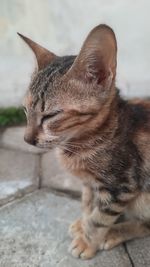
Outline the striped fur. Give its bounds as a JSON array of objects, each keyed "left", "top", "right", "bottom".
[{"left": 21, "top": 24, "right": 150, "bottom": 259}]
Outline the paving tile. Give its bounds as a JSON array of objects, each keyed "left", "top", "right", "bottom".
[
  {"left": 41, "top": 151, "right": 82, "bottom": 197},
  {"left": 0, "top": 190, "right": 131, "bottom": 267},
  {"left": 126, "top": 237, "right": 150, "bottom": 267},
  {"left": 0, "top": 127, "right": 46, "bottom": 154},
  {"left": 0, "top": 148, "right": 40, "bottom": 206}
]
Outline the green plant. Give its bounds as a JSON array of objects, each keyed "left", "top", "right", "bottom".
[{"left": 0, "top": 107, "right": 26, "bottom": 127}]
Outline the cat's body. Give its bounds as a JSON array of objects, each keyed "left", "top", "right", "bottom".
[{"left": 19, "top": 25, "right": 150, "bottom": 259}]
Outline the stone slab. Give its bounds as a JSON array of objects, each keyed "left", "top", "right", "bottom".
[
  {"left": 0, "top": 190, "right": 131, "bottom": 267},
  {"left": 0, "top": 148, "right": 40, "bottom": 206},
  {"left": 41, "top": 151, "right": 82, "bottom": 197},
  {"left": 0, "top": 127, "right": 47, "bottom": 154},
  {"left": 126, "top": 237, "right": 150, "bottom": 267}
]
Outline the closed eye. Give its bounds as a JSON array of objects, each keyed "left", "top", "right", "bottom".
[{"left": 41, "top": 110, "right": 63, "bottom": 124}]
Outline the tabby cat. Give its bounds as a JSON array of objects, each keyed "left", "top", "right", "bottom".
[{"left": 18, "top": 24, "right": 150, "bottom": 260}]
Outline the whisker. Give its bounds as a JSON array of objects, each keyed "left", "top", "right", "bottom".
[{"left": 57, "top": 144, "right": 81, "bottom": 156}]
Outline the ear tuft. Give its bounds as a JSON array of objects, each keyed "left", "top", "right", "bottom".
[{"left": 17, "top": 33, "right": 57, "bottom": 70}]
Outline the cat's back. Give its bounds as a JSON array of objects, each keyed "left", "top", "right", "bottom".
[
  {"left": 129, "top": 98, "right": 150, "bottom": 132},
  {"left": 129, "top": 99, "right": 150, "bottom": 190}
]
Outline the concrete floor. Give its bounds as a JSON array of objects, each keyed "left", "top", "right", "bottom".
[{"left": 0, "top": 190, "right": 133, "bottom": 267}]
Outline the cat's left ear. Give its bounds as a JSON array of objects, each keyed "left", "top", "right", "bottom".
[
  {"left": 17, "top": 33, "right": 57, "bottom": 70},
  {"left": 66, "top": 24, "right": 117, "bottom": 85}
]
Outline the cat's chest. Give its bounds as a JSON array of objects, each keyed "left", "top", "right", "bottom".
[{"left": 56, "top": 148, "right": 93, "bottom": 181}]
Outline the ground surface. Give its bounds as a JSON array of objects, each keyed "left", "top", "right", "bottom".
[{"left": 0, "top": 126, "right": 150, "bottom": 267}]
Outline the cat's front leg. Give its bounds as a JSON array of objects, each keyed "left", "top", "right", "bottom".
[
  {"left": 69, "top": 186, "right": 133, "bottom": 259},
  {"left": 69, "top": 208, "right": 110, "bottom": 259},
  {"left": 69, "top": 208, "right": 121, "bottom": 259},
  {"left": 69, "top": 184, "right": 93, "bottom": 238},
  {"left": 69, "top": 218, "right": 83, "bottom": 238}
]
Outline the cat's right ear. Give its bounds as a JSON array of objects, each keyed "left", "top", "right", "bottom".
[
  {"left": 17, "top": 33, "right": 56, "bottom": 70},
  {"left": 66, "top": 24, "right": 117, "bottom": 86}
]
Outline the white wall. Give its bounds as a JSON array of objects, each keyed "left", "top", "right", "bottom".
[{"left": 0, "top": 0, "right": 150, "bottom": 107}]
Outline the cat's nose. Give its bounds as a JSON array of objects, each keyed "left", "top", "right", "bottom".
[{"left": 24, "top": 130, "right": 37, "bottom": 146}]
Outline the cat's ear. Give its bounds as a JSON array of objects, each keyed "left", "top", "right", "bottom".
[
  {"left": 67, "top": 24, "right": 117, "bottom": 85},
  {"left": 17, "top": 33, "right": 56, "bottom": 70}
]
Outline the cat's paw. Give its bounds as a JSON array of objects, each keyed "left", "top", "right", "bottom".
[
  {"left": 69, "top": 236, "right": 96, "bottom": 260},
  {"left": 103, "top": 230, "right": 122, "bottom": 250},
  {"left": 68, "top": 219, "right": 83, "bottom": 238}
]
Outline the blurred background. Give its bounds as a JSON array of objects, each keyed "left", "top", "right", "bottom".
[{"left": 0, "top": 0, "right": 150, "bottom": 108}]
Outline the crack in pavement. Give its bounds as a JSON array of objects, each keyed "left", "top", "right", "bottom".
[{"left": 124, "top": 243, "right": 135, "bottom": 267}]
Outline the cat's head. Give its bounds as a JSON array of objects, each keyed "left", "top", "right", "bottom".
[{"left": 19, "top": 24, "right": 117, "bottom": 149}]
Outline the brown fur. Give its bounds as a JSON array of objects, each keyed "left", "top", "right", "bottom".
[{"left": 19, "top": 24, "right": 150, "bottom": 259}]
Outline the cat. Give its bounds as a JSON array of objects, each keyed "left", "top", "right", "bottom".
[{"left": 18, "top": 24, "right": 150, "bottom": 260}]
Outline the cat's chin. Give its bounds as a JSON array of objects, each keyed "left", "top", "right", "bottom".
[{"left": 36, "top": 143, "right": 54, "bottom": 150}]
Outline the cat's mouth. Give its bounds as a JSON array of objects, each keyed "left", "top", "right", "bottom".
[{"left": 36, "top": 142, "right": 55, "bottom": 149}]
